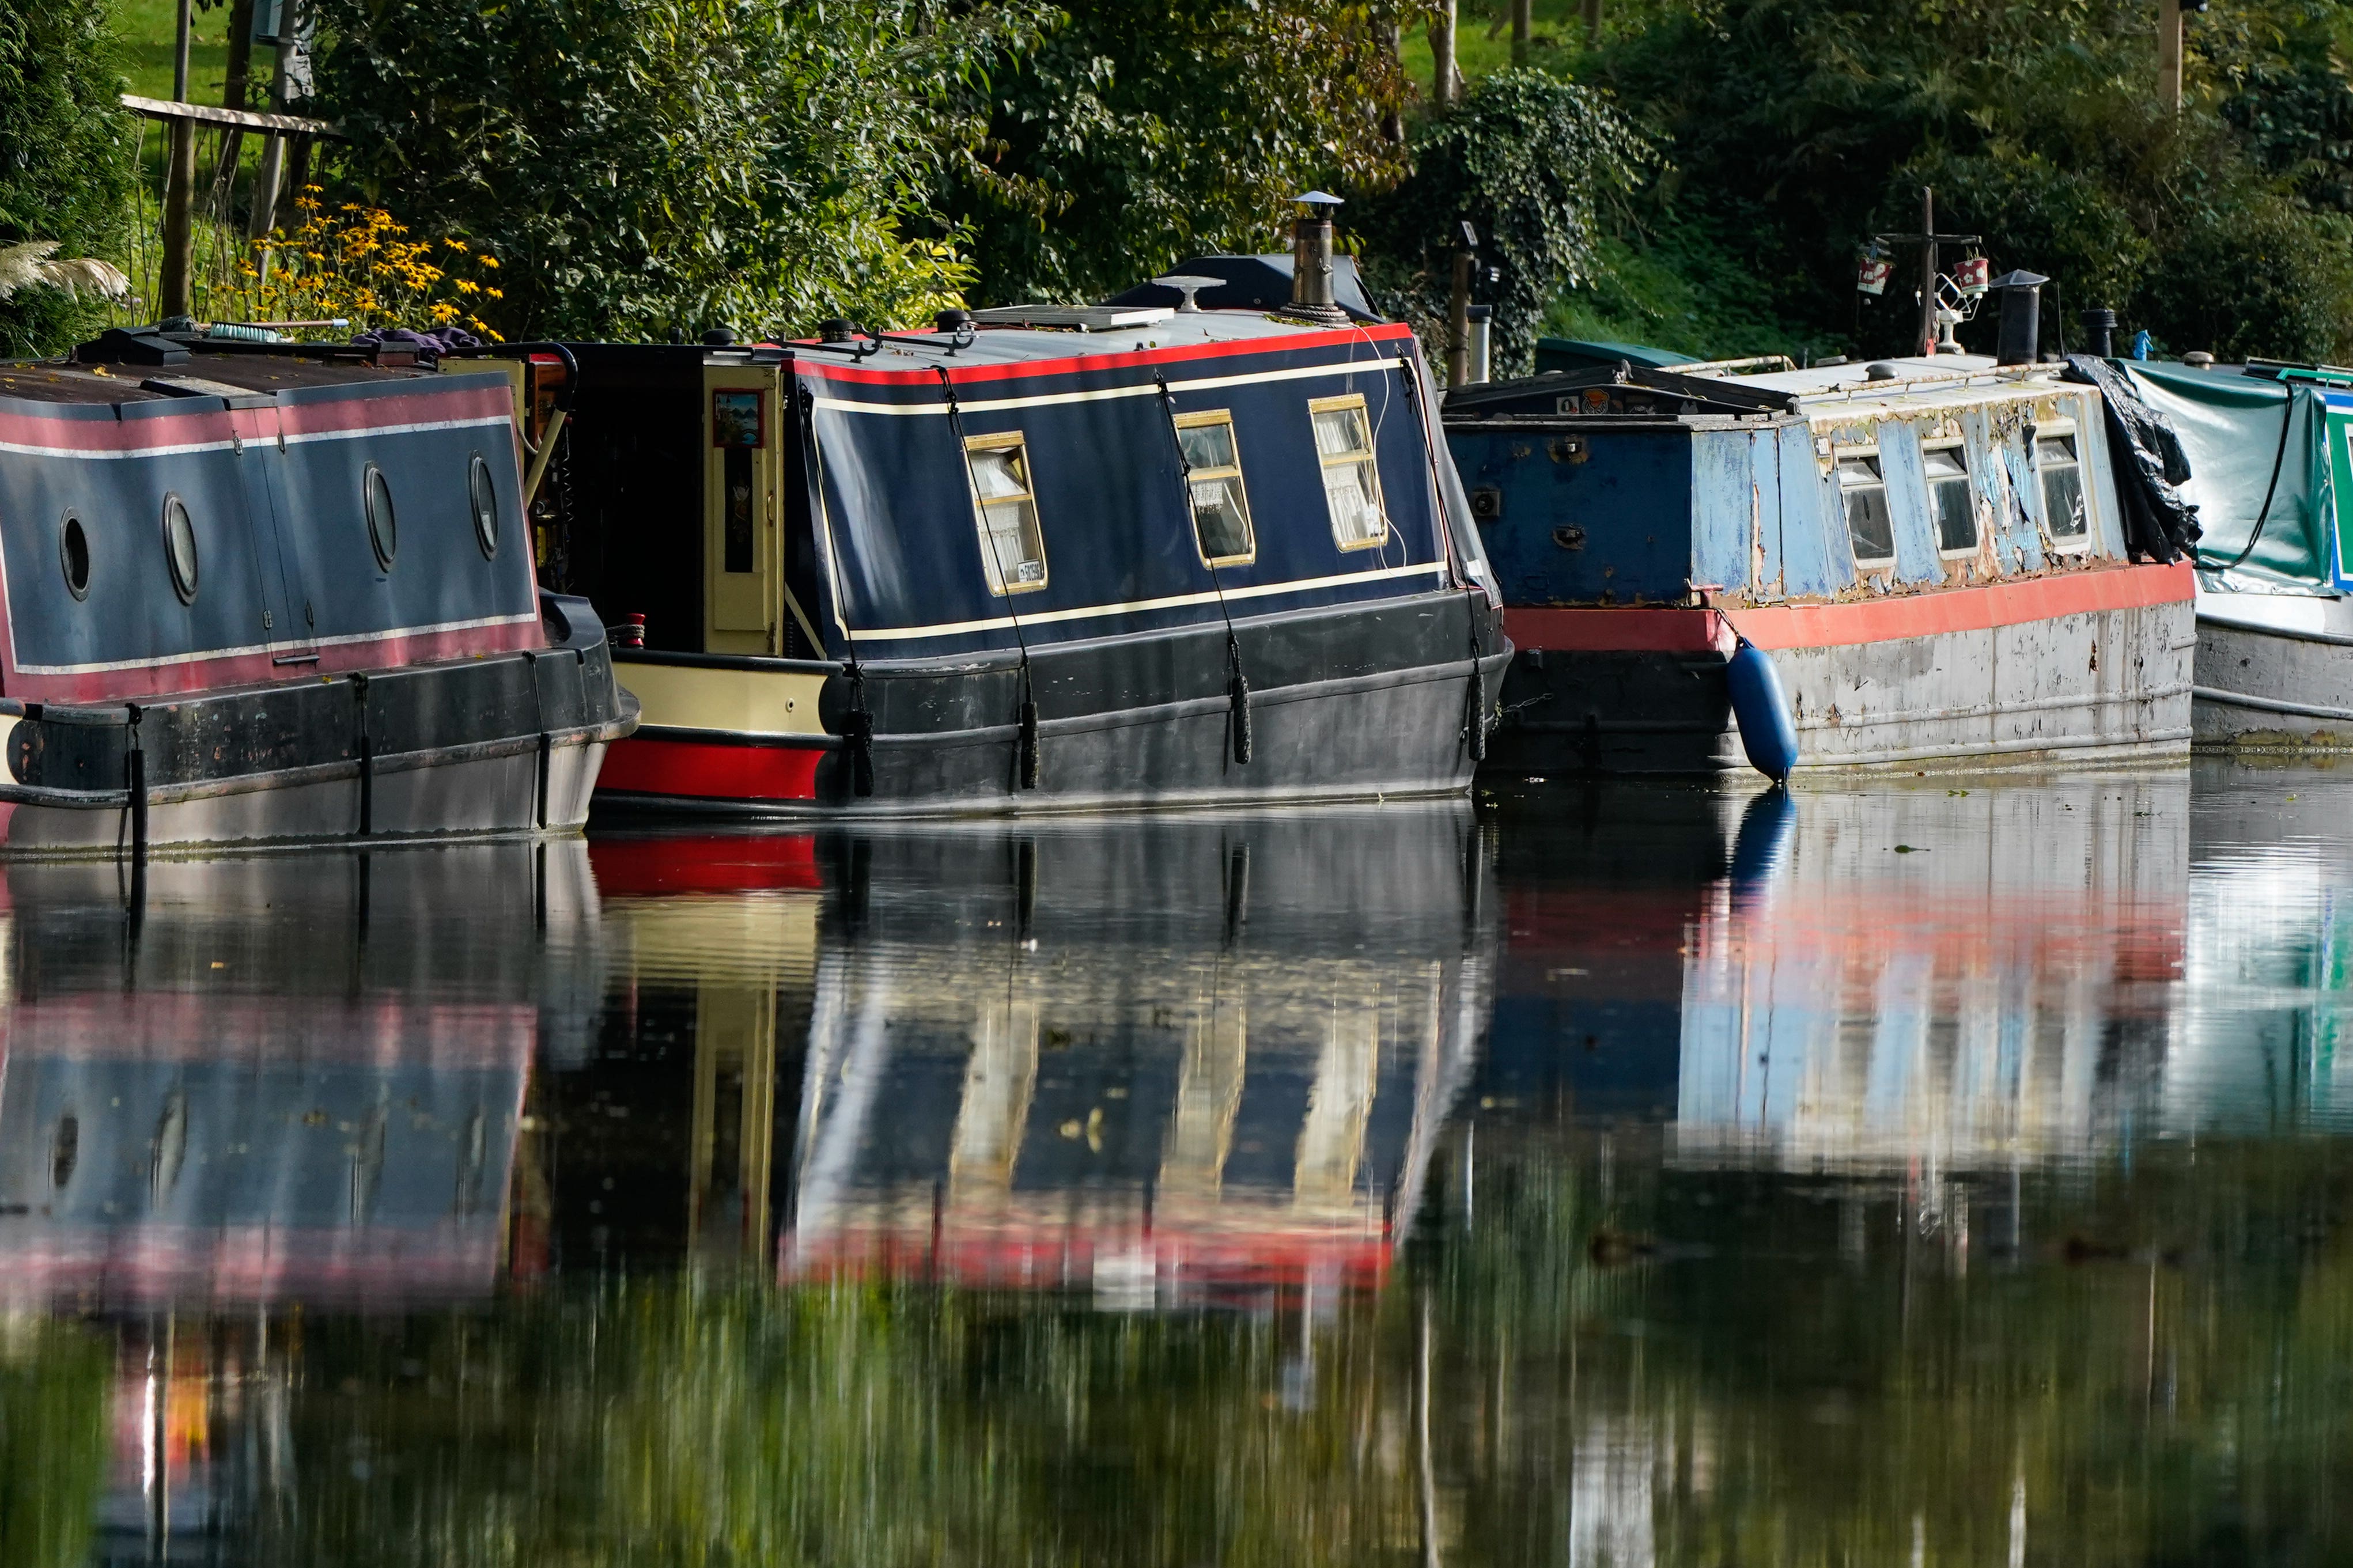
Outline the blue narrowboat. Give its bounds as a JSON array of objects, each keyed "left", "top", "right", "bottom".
[
  {"left": 540, "top": 230, "right": 1507, "bottom": 816},
  {"left": 0, "top": 327, "right": 634, "bottom": 851},
  {"left": 1443, "top": 352, "right": 2196, "bottom": 775}
]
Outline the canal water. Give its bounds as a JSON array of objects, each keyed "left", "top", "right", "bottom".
[{"left": 7, "top": 760, "right": 2352, "bottom": 1565}]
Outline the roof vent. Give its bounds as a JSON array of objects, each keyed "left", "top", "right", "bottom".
[
  {"left": 1287, "top": 192, "right": 1349, "bottom": 326},
  {"left": 1864, "top": 361, "right": 1901, "bottom": 381},
  {"left": 702, "top": 327, "right": 737, "bottom": 347},
  {"left": 818, "top": 319, "right": 857, "bottom": 343},
  {"left": 73, "top": 327, "right": 190, "bottom": 367},
  {"left": 935, "top": 308, "right": 974, "bottom": 334}
]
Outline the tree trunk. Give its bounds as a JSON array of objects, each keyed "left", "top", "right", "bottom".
[
  {"left": 1583, "top": 0, "right": 1602, "bottom": 48},
  {"left": 1512, "top": 0, "right": 1531, "bottom": 65},
  {"left": 1429, "top": 0, "right": 1456, "bottom": 108},
  {"left": 211, "top": 0, "right": 256, "bottom": 200}
]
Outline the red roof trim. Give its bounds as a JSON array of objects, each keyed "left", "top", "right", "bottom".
[{"left": 793, "top": 321, "right": 1418, "bottom": 388}]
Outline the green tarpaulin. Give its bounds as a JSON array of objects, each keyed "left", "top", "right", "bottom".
[{"left": 2123, "top": 361, "right": 2335, "bottom": 593}]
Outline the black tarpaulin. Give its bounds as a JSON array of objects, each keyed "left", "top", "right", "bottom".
[{"left": 2061, "top": 353, "right": 2202, "bottom": 563}]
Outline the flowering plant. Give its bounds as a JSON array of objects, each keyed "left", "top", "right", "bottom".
[{"left": 222, "top": 190, "right": 505, "bottom": 339}]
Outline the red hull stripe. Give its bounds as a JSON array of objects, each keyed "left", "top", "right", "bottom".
[
  {"left": 596, "top": 734, "right": 824, "bottom": 802},
  {"left": 794, "top": 322, "right": 1418, "bottom": 388},
  {"left": 588, "top": 834, "right": 822, "bottom": 895},
  {"left": 1505, "top": 561, "right": 2194, "bottom": 655},
  {"left": 2, "top": 616, "right": 543, "bottom": 705},
  {"left": 0, "top": 382, "right": 513, "bottom": 457}
]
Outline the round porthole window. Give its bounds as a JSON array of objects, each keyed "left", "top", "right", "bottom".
[
  {"left": 364, "top": 464, "right": 398, "bottom": 573},
  {"left": 469, "top": 454, "right": 499, "bottom": 559},
  {"left": 162, "top": 494, "right": 199, "bottom": 604},
  {"left": 58, "top": 513, "right": 90, "bottom": 601}
]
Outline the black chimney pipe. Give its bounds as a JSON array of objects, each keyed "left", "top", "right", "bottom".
[
  {"left": 1987, "top": 269, "right": 2048, "bottom": 366},
  {"left": 2080, "top": 308, "right": 2117, "bottom": 359},
  {"left": 1287, "top": 192, "right": 1349, "bottom": 325}
]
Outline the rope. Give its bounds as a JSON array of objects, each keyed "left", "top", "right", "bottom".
[
  {"left": 935, "top": 367, "right": 1042, "bottom": 789},
  {"left": 2223, "top": 388, "right": 2298, "bottom": 571}
]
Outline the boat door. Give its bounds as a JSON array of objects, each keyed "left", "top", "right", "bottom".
[
  {"left": 703, "top": 361, "right": 785, "bottom": 656},
  {"left": 225, "top": 397, "right": 320, "bottom": 666}
]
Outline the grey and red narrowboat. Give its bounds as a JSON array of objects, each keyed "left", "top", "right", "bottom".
[
  {"left": 1444, "top": 350, "right": 2197, "bottom": 775},
  {"left": 534, "top": 257, "right": 1507, "bottom": 816},
  {"left": 0, "top": 327, "right": 634, "bottom": 852}
]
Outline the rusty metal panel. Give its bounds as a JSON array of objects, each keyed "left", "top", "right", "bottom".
[
  {"left": 1749, "top": 428, "right": 1787, "bottom": 602},
  {"left": 1776, "top": 421, "right": 1844, "bottom": 597},
  {"left": 1989, "top": 410, "right": 2049, "bottom": 574},
  {"left": 1691, "top": 427, "right": 1755, "bottom": 595},
  {"left": 1872, "top": 421, "right": 1941, "bottom": 586}
]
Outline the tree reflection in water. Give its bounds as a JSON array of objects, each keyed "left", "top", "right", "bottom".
[{"left": 14, "top": 769, "right": 2353, "bottom": 1565}]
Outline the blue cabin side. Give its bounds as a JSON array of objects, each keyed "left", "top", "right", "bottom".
[{"left": 1446, "top": 367, "right": 2132, "bottom": 611}]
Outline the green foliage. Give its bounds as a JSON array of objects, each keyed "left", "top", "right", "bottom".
[
  {"left": 311, "top": 0, "right": 1055, "bottom": 340},
  {"left": 1353, "top": 69, "right": 1658, "bottom": 377},
  {"left": 0, "top": 0, "right": 135, "bottom": 356},
  {"left": 949, "top": 1, "right": 1418, "bottom": 305},
  {"left": 1583, "top": 0, "right": 2353, "bottom": 363},
  {"left": 0, "top": 1324, "right": 112, "bottom": 1568}
]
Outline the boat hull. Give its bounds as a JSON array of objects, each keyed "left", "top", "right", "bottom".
[
  {"left": 0, "top": 594, "right": 637, "bottom": 854},
  {"left": 2192, "top": 592, "right": 2353, "bottom": 749},
  {"left": 1490, "top": 565, "right": 2195, "bottom": 775},
  {"left": 599, "top": 594, "right": 1511, "bottom": 817}
]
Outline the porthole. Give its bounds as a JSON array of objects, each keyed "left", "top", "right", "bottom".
[
  {"left": 468, "top": 453, "right": 499, "bottom": 559},
  {"left": 364, "top": 464, "right": 398, "bottom": 573},
  {"left": 58, "top": 513, "right": 90, "bottom": 601},
  {"left": 162, "top": 494, "right": 199, "bottom": 604}
]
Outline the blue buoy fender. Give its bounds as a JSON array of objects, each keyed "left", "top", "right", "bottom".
[{"left": 1725, "top": 638, "right": 1800, "bottom": 783}]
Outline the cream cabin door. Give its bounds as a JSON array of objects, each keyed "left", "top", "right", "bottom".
[{"left": 703, "top": 363, "right": 784, "bottom": 654}]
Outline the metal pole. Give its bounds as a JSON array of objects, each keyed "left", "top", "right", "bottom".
[
  {"left": 1918, "top": 187, "right": 1938, "bottom": 358},
  {"left": 2159, "top": 0, "right": 2183, "bottom": 112},
  {"left": 158, "top": 0, "right": 196, "bottom": 317}
]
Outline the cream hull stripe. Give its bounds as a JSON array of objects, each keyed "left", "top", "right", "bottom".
[
  {"left": 9, "top": 611, "right": 539, "bottom": 676},
  {"left": 0, "top": 413, "right": 512, "bottom": 461},
  {"left": 843, "top": 562, "right": 1449, "bottom": 643},
  {"left": 811, "top": 358, "right": 1408, "bottom": 418}
]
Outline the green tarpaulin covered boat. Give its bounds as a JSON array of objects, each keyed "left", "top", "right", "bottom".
[{"left": 2125, "top": 359, "right": 2353, "bottom": 745}]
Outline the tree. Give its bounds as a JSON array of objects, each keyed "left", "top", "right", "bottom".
[
  {"left": 1353, "top": 69, "right": 1657, "bottom": 377},
  {"left": 0, "top": 0, "right": 134, "bottom": 357},
  {"left": 947, "top": 1, "right": 1423, "bottom": 306},
  {"left": 311, "top": 0, "right": 1057, "bottom": 340}
]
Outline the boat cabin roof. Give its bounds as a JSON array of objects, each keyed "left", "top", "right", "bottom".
[
  {"left": 766, "top": 306, "right": 1388, "bottom": 380},
  {"left": 0, "top": 334, "right": 448, "bottom": 407}
]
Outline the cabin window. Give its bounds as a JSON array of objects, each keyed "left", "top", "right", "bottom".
[
  {"left": 2037, "top": 431, "right": 2089, "bottom": 543},
  {"left": 1923, "top": 444, "right": 1978, "bottom": 555},
  {"left": 1175, "top": 410, "right": 1257, "bottom": 566},
  {"left": 469, "top": 454, "right": 500, "bottom": 560},
  {"left": 1838, "top": 451, "right": 1896, "bottom": 565},
  {"left": 162, "top": 495, "right": 199, "bottom": 604},
  {"left": 1310, "top": 395, "right": 1389, "bottom": 550},
  {"left": 363, "top": 464, "right": 398, "bottom": 573},
  {"left": 58, "top": 512, "right": 89, "bottom": 601},
  {"left": 963, "top": 433, "right": 1049, "bottom": 594}
]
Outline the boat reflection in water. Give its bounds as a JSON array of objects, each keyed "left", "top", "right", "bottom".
[{"left": 774, "top": 809, "right": 1492, "bottom": 1303}]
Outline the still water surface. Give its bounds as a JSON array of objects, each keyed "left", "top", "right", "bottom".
[{"left": 6, "top": 762, "right": 2352, "bottom": 1565}]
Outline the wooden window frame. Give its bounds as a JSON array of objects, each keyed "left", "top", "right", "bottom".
[
  {"left": 1834, "top": 443, "right": 1897, "bottom": 568},
  {"left": 2034, "top": 422, "right": 2092, "bottom": 552},
  {"left": 1308, "top": 393, "right": 1390, "bottom": 552},
  {"left": 962, "top": 431, "right": 1050, "bottom": 596},
  {"left": 1174, "top": 408, "right": 1258, "bottom": 568},
  {"left": 1922, "top": 440, "right": 1980, "bottom": 559}
]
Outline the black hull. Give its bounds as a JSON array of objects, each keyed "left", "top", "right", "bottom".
[{"left": 600, "top": 592, "right": 1511, "bottom": 819}]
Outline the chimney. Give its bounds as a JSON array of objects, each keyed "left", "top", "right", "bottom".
[
  {"left": 2080, "top": 308, "right": 2117, "bottom": 359},
  {"left": 1987, "top": 269, "right": 2048, "bottom": 366},
  {"left": 1288, "top": 192, "right": 1349, "bottom": 325}
]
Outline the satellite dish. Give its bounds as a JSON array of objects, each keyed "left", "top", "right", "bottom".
[{"left": 1151, "top": 275, "right": 1224, "bottom": 314}]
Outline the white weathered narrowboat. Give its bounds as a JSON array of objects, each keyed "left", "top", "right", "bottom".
[
  {"left": 532, "top": 225, "right": 1507, "bottom": 816},
  {"left": 2115, "top": 358, "right": 2353, "bottom": 747},
  {"left": 0, "top": 327, "right": 634, "bottom": 851},
  {"left": 1444, "top": 351, "right": 2197, "bottom": 775}
]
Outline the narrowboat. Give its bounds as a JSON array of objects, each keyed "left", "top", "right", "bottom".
[
  {"left": 1444, "top": 351, "right": 2199, "bottom": 774},
  {"left": 0, "top": 325, "right": 635, "bottom": 852},
  {"left": 2113, "top": 358, "right": 2353, "bottom": 747},
  {"left": 532, "top": 226, "right": 1507, "bottom": 816}
]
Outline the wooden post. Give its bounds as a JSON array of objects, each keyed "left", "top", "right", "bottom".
[
  {"left": 1512, "top": 0, "right": 1531, "bottom": 65},
  {"left": 2158, "top": 0, "right": 2183, "bottom": 112},
  {"left": 1430, "top": 0, "right": 1457, "bottom": 108},
  {"left": 1917, "top": 187, "right": 1938, "bottom": 358},
  {"left": 1447, "top": 248, "right": 1471, "bottom": 387},
  {"left": 158, "top": 0, "right": 196, "bottom": 319},
  {"left": 249, "top": 0, "right": 297, "bottom": 244}
]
